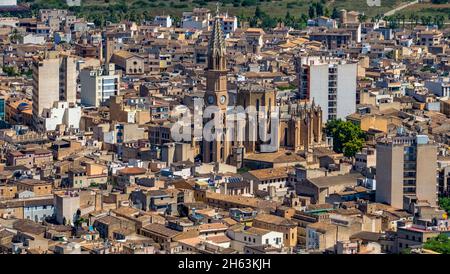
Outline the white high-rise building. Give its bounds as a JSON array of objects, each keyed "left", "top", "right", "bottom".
[
  {"left": 298, "top": 56, "right": 357, "bottom": 122},
  {"left": 80, "top": 64, "right": 120, "bottom": 107}
]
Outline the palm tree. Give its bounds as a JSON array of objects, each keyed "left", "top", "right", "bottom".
[
  {"left": 434, "top": 15, "right": 445, "bottom": 29},
  {"left": 399, "top": 14, "right": 406, "bottom": 28},
  {"left": 409, "top": 14, "right": 419, "bottom": 28},
  {"left": 358, "top": 14, "right": 368, "bottom": 23},
  {"left": 421, "top": 16, "right": 427, "bottom": 26},
  {"left": 394, "top": 14, "right": 402, "bottom": 28}
]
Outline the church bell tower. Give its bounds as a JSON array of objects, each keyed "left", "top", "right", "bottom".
[{"left": 202, "top": 8, "right": 231, "bottom": 164}]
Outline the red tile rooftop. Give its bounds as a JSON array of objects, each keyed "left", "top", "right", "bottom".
[{"left": 117, "top": 167, "right": 147, "bottom": 175}]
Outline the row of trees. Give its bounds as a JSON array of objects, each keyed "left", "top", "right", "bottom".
[
  {"left": 383, "top": 13, "right": 447, "bottom": 29},
  {"left": 245, "top": 3, "right": 448, "bottom": 31},
  {"left": 247, "top": 2, "right": 332, "bottom": 30},
  {"left": 21, "top": 1, "right": 449, "bottom": 29}
]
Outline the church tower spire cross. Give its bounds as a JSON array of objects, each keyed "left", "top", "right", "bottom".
[
  {"left": 203, "top": 11, "right": 230, "bottom": 164},
  {"left": 215, "top": 2, "right": 220, "bottom": 16},
  {"left": 207, "top": 8, "right": 226, "bottom": 71}
]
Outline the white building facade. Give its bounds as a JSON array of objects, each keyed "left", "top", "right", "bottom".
[
  {"left": 298, "top": 56, "right": 357, "bottom": 122},
  {"left": 80, "top": 64, "right": 120, "bottom": 107},
  {"left": 41, "top": 101, "right": 81, "bottom": 132}
]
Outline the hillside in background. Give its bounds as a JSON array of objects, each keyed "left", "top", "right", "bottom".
[
  {"left": 12, "top": 0, "right": 448, "bottom": 26},
  {"left": 18, "top": 0, "right": 413, "bottom": 18}
]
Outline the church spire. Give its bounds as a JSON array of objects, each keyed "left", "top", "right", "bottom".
[
  {"left": 215, "top": 1, "right": 220, "bottom": 16},
  {"left": 207, "top": 5, "right": 226, "bottom": 71}
]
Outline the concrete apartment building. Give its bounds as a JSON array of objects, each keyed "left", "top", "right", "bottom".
[
  {"left": 376, "top": 134, "right": 438, "bottom": 210},
  {"left": 32, "top": 54, "right": 59, "bottom": 126},
  {"left": 31, "top": 52, "right": 77, "bottom": 131},
  {"left": 59, "top": 55, "right": 77, "bottom": 104},
  {"left": 80, "top": 63, "right": 120, "bottom": 107},
  {"left": 297, "top": 55, "right": 357, "bottom": 122}
]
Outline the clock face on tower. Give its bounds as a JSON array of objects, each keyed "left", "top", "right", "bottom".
[
  {"left": 220, "top": 95, "right": 226, "bottom": 105},
  {"left": 207, "top": 95, "right": 215, "bottom": 104}
]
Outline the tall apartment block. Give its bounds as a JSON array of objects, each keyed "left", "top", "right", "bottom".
[
  {"left": 32, "top": 52, "right": 77, "bottom": 130},
  {"left": 297, "top": 55, "right": 357, "bottom": 122},
  {"left": 59, "top": 55, "right": 77, "bottom": 104},
  {"left": 80, "top": 63, "right": 120, "bottom": 107},
  {"left": 376, "top": 134, "right": 437, "bottom": 210}
]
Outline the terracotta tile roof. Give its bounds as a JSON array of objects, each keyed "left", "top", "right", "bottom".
[
  {"left": 113, "top": 50, "right": 135, "bottom": 59},
  {"left": 142, "top": 223, "right": 180, "bottom": 238},
  {"left": 198, "top": 223, "right": 228, "bottom": 232},
  {"left": 247, "top": 167, "right": 293, "bottom": 181},
  {"left": 117, "top": 167, "right": 147, "bottom": 175}
]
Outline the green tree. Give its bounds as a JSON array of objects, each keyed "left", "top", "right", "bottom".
[
  {"left": 343, "top": 139, "right": 364, "bottom": 158},
  {"left": 1, "top": 66, "right": 18, "bottom": 77},
  {"left": 331, "top": 7, "right": 339, "bottom": 19},
  {"left": 261, "top": 15, "right": 277, "bottom": 29},
  {"left": 439, "top": 197, "right": 450, "bottom": 213},
  {"left": 401, "top": 248, "right": 412, "bottom": 254},
  {"left": 423, "top": 234, "right": 450, "bottom": 254},
  {"left": 399, "top": 14, "right": 406, "bottom": 28},
  {"left": 238, "top": 167, "right": 250, "bottom": 174},
  {"left": 242, "top": 0, "right": 257, "bottom": 7},
  {"left": 9, "top": 28, "right": 22, "bottom": 44},
  {"left": 324, "top": 7, "right": 330, "bottom": 18},
  {"left": 249, "top": 16, "right": 258, "bottom": 27},
  {"left": 285, "top": 11, "right": 291, "bottom": 21},
  {"left": 409, "top": 14, "right": 419, "bottom": 27},
  {"left": 433, "top": 15, "right": 445, "bottom": 29},
  {"left": 358, "top": 14, "right": 368, "bottom": 23},
  {"left": 326, "top": 119, "right": 365, "bottom": 157},
  {"left": 421, "top": 15, "right": 432, "bottom": 26},
  {"left": 255, "top": 5, "right": 262, "bottom": 19},
  {"left": 308, "top": 5, "right": 316, "bottom": 19},
  {"left": 315, "top": 2, "right": 324, "bottom": 17}
]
